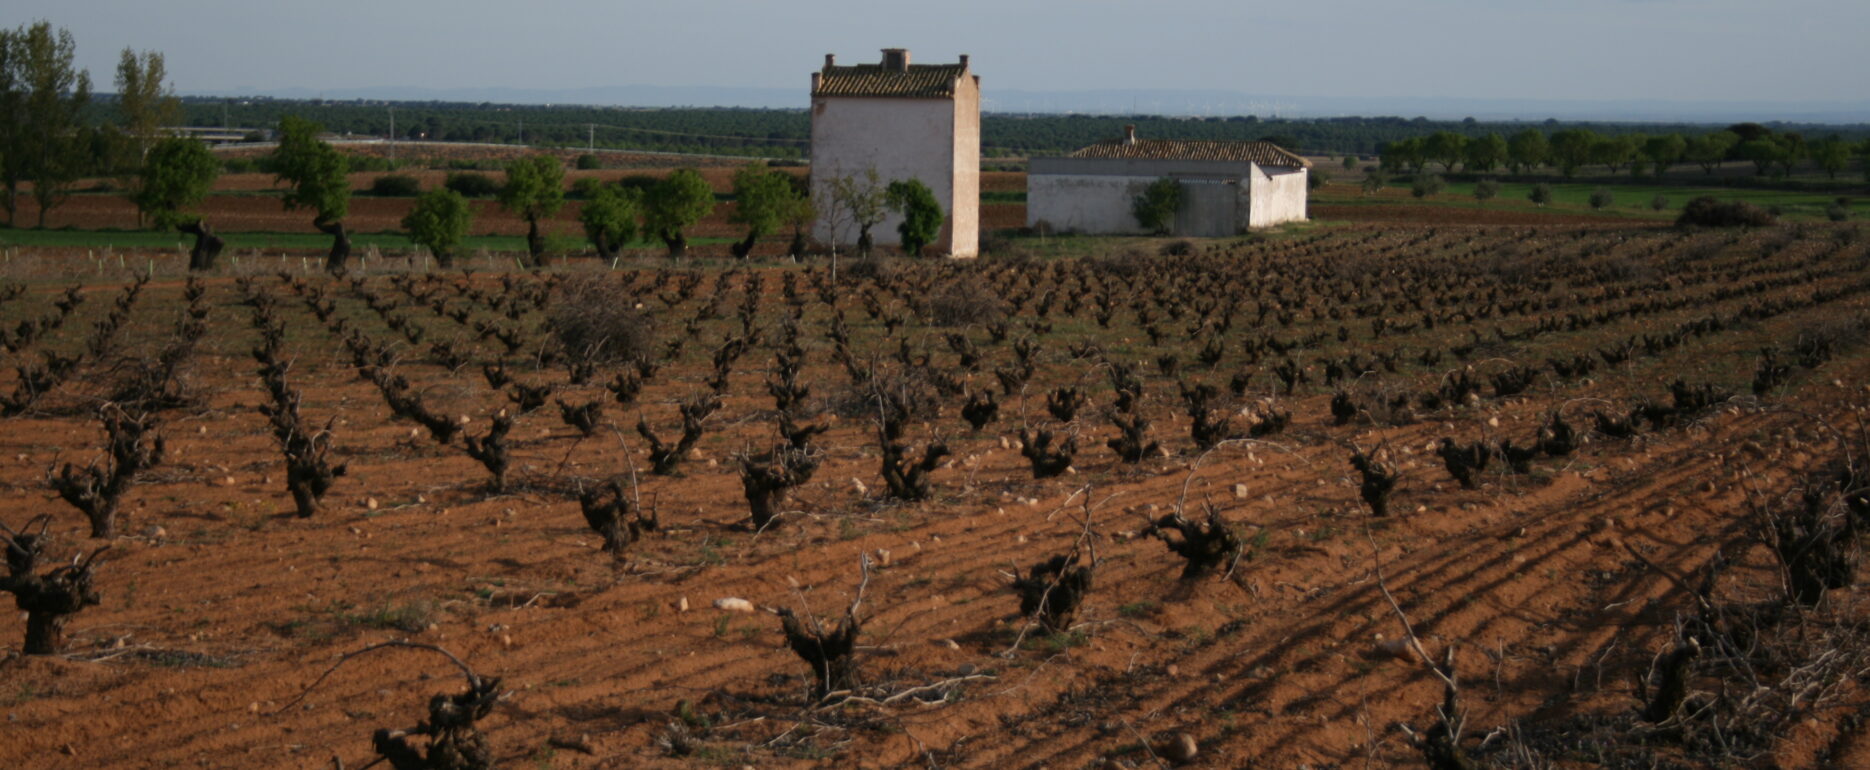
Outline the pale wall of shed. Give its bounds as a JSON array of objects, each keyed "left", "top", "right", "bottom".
[
  {"left": 1025, "top": 173, "right": 1155, "bottom": 234},
  {"left": 1246, "top": 166, "right": 1308, "bottom": 227}
]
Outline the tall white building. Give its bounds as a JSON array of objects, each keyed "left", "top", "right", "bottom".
[{"left": 810, "top": 49, "right": 979, "bottom": 258}]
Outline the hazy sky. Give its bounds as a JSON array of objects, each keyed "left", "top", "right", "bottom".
[{"left": 5, "top": 0, "right": 1867, "bottom": 106}]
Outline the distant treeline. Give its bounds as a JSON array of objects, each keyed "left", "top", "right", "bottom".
[{"left": 134, "top": 97, "right": 1870, "bottom": 160}]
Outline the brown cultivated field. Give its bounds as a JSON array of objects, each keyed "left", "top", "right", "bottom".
[{"left": 2, "top": 224, "right": 1870, "bottom": 769}]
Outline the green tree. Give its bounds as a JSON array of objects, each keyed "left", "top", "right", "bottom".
[
  {"left": 643, "top": 167, "right": 714, "bottom": 258},
  {"left": 728, "top": 164, "right": 800, "bottom": 259},
  {"left": 885, "top": 178, "right": 943, "bottom": 257},
  {"left": 1641, "top": 134, "right": 1687, "bottom": 180},
  {"left": 577, "top": 183, "right": 640, "bottom": 260},
  {"left": 782, "top": 174, "right": 813, "bottom": 259},
  {"left": 1590, "top": 134, "right": 1641, "bottom": 175},
  {"left": 1423, "top": 131, "right": 1468, "bottom": 172},
  {"left": 1380, "top": 136, "right": 1425, "bottom": 173},
  {"left": 1463, "top": 133, "right": 1508, "bottom": 173},
  {"left": 134, "top": 136, "right": 217, "bottom": 230},
  {"left": 1738, "top": 137, "right": 1788, "bottom": 176},
  {"left": 1528, "top": 183, "right": 1552, "bottom": 207},
  {"left": 1548, "top": 128, "right": 1599, "bottom": 178},
  {"left": 136, "top": 136, "right": 221, "bottom": 270},
  {"left": 2, "top": 23, "right": 94, "bottom": 228},
  {"left": 1811, "top": 137, "right": 1852, "bottom": 180},
  {"left": 401, "top": 187, "right": 473, "bottom": 268},
  {"left": 114, "top": 48, "right": 177, "bottom": 164},
  {"left": 1340, "top": 155, "right": 1359, "bottom": 170},
  {"left": 1685, "top": 131, "right": 1739, "bottom": 174},
  {"left": 269, "top": 115, "right": 352, "bottom": 272},
  {"left": 1507, "top": 129, "right": 1549, "bottom": 174},
  {"left": 498, "top": 154, "right": 566, "bottom": 265},
  {"left": 1132, "top": 176, "right": 1181, "bottom": 235}
]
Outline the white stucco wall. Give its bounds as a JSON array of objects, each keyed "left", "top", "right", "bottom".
[
  {"left": 1028, "top": 157, "right": 1309, "bottom": 236},
  {"left": 1246, "top": 165, "right": 1308, "bottom": 227},
  {"left": 1025, "top": 173, "right": 1155, "bottom": 234},
  {"left": 812, "top": 95, "right": 977, "bottom": 256}
]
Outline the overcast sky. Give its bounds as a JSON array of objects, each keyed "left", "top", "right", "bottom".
[{"left": 6, "top": 0, "right": 1867, "bottom": 109}]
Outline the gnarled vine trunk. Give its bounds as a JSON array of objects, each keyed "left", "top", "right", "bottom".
[
  {"left": 178, "top": 220, "right": 225, "bottom": 271},
  {"left": 315, "top": 217, "right": 351, "bottom": 274}
]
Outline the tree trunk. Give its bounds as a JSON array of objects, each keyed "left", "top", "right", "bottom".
[
  {"left": 525, "top": 218, "right": 548, "bottom": 267},
  {"left": 315, "top": 218, "right": 351, "bottom": 274},
  {"left": 178, "top": 220, "right": 225, "bottom": 271},
  {"left": 788, "top": 228, "right": 807, "bottom": 260},
  {"left": 662, "top": 230, "right": 687, "bottom": 259},
  {"left": 23, "top": 610, "right": 64, "bottom": 655},
  {"left": 730, "top": 231, "right": 758, "bottom": 260},
  {"left": 857, "top": 227, "right": 873, "bottom": 259},
  {"left": 592, "top": 231, "right": 619, "bottom": 261}
]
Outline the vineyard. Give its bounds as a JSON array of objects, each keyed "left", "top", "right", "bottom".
[{"left": 2, "top": 223, "right": 1870, "bottom": 768}]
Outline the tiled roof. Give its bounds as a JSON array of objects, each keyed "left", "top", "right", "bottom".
[
  {"left": 1067, "top": 139, "right": 1312, "bottom": 168},
  {"left": 813, "top": 64, "right": 968, "bottom": 98}
]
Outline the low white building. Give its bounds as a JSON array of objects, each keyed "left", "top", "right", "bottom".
[
  {"left": 1027, "top": 127, "right": 1310, "bottom": 236},
  {"left": 810, "top": 49, "right": 980, "bottom": 257}
]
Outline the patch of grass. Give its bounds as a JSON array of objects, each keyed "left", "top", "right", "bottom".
[
  {"left": 1117, "top": 600, "right": 1158, "bottom": 618},
  {"left": 1024, "top": 629, "right": 1089, "bottom": 653}
]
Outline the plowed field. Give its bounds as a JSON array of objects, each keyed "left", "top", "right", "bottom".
[{"left": 2, "top": 224, "right": 1869, "bottom": 769}]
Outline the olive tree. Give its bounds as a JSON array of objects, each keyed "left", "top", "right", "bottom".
[
  {"left": 885, "top": 178, "right": 943, "bottom": 257},
  {"left": 729, "top": 164, "right": 801, "bottom": 259},
  {"left": 498, "top": 154, "right": 565, "bottom": 266},
  {"left": 1132, "top": 176, "right": 1180, "bottom": 235},
  {"left": 643, "top": 168, "right": 714, "bottom": 258},
  {"left": 577, "top": 182, "right": 640, "bottom": 260},
  {"left": 402, "top": 188, "right": 473, "bottom": 268},
  {"left": 270, "top": 115, "right": 352, "bottom": 273},
  {"left": 135, "top": 137, "right": 221, "bottom": 269}
]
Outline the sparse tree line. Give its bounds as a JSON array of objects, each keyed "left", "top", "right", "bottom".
[{"left": 1376, "top": 122, "right": 1870, "bottom": 182}]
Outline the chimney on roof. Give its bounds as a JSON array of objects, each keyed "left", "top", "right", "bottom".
[
  {"left": 958, "top": 54, "right": 969, "bottom": 69},
  {"left": 1123, "top": 125, "right": 1137, "bottom": 145},
  {"left": 824, "top": 53, "right": 836, "bottom": 69},
  {"left": 881, "top": 48, "right": 909, "bottom": 72}
]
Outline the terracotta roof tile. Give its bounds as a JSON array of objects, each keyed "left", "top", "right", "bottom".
[
  {"left": 813, "top": 64, "right": 967, "bottom": 99},
  {"left": 1067, "top": 139, "right": 1312, "bottom": 168}
]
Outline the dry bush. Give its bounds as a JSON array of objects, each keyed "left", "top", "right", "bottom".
[
  {"left": 1676, "top": 196, "right": 1777, "bottom": 228},
  {"left": 541, "top": 275, "right": 659, "bottom": 364},
  {"left": 926, "top": 281, "right": 1007, "bottom": 327}
]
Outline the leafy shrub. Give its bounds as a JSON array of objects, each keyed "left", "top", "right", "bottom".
[
  {"left": 222, "top": 157, "right": 259, "bottom": 174},
  {"left": 444, "top": 171, "right": 501, "bottom": 198},
  {"left": 1589, "top": 187, "right": 1614, "bottom": 210},
  {"left": 1677, "top": 196, "right": 1777, "bottom": 227},
  {"left": 1410, "top": 174, "right": 1444, "bottom": 198},
  {"left": 367, "top": 174, "right": 421, "bottom": 197},
  {"left": 1651, "top": 195, "right": 1670, "bottom": 211},
  {"left": 1528, "top": 183, "right": 1552, "bottom": 207},
  {"left": 1826, "top": 200, "right": 1851, "bottom": 222},
  {"left": 575, "top": 153, "right": 602, "bottom": 170},
  {"left": 542, "top": 275, "right": 659, "bottom": 363},
  {"left": 1473, "top": 179, "right": 1500, "bottom": 202},
  {"left": 1159, "top": 239, "right": 1195, "bottom": 256},
  {"left": 927, "top": 280, "right": 1007, "bottom": 326}
]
